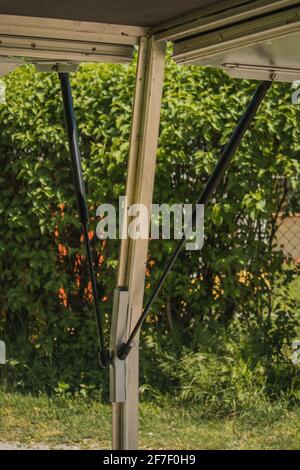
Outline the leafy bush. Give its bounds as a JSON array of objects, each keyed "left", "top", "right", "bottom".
[
  {"left": 141, "top": 318, "right": 299, "bottom": 415},
  {"left": 0, "top": 56, "right": 299, "bottom": 408}
]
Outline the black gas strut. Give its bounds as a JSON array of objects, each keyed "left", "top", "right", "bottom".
[
  {"left": 117, "top": 80, "right": 272, "bottom": 361},
  {"left": 59, "top": 73, "right": 110, "bottom": 368}
]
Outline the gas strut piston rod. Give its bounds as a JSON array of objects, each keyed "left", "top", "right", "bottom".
[
  {"left": 59, "top": 73, "right": 110, "bottom": 368},
  {"left": 117, "top": 80, "right": 272, "bottom": 361}
]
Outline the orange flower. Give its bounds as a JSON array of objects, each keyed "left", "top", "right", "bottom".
[
  {"left": 58, "top": 288, "right": 68, "bottom": 307},
  {"left": 58, "top": 244, "right": 67, "bottom": 256}
]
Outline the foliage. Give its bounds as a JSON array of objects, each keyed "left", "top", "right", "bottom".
[{"left": 0, "top": 55, "right": 300, "bottom": 405}]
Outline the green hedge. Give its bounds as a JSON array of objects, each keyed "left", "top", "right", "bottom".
[{"left": 0, "top": 56, "right": 299, "bottom": 402}]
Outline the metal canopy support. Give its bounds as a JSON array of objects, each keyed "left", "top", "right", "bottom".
[
  {"left": 117, "top": 80, "right": 272, "bottom": 361},
  {"left": 110, "top": 36, "right": 166, "bottom": 450},
  {"left": 59, "top": 73, "right": 110, "bottom": 367}
]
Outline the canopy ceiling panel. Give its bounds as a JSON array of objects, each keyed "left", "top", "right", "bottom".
[{"left": 0, "top": 1, "right": 240, "bottom": 27}]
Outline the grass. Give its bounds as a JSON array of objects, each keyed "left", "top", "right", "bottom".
[{"left": 0, "top": 390, "right": 299, "bottom": 449}]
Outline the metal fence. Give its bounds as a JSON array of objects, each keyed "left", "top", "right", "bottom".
[{"left": 276, "top": 214, "right": 300, "bottom": 263}]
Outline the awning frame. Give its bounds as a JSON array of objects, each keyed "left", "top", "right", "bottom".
[
  {"left": 1, "top": 0, "right": 300, "bottom": 452},
  {"left": 153, "top": 0, "right": 299, "bottom": 41},
  {"left": 0, "top": 14, "right": 145, "bottom": 71}
]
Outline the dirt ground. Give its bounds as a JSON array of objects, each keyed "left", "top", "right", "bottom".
[{"left": 0, "top": 442, "right": 92, "bottom": 450}]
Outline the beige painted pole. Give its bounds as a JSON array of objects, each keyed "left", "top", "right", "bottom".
[{"left": 110, "top": 35, "right": 166, "bottom": 450}]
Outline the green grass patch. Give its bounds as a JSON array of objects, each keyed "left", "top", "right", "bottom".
[{"left": 0, "top": 391, "right": 299, "bottom": 449}]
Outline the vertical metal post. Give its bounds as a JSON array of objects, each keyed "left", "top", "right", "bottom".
[{"left": 110, "top": 36, "right": 166, "bottom": 450}]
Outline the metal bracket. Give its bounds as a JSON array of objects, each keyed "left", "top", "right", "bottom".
[
  {"left": 110, "top": 288, "right": 129, "bottom": 403},
  {"left": 35, "top": 63, "right": 78, "bottom": 73},
  {"left": 222, "top": 63, "right": 300, "bottom": 82}
]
